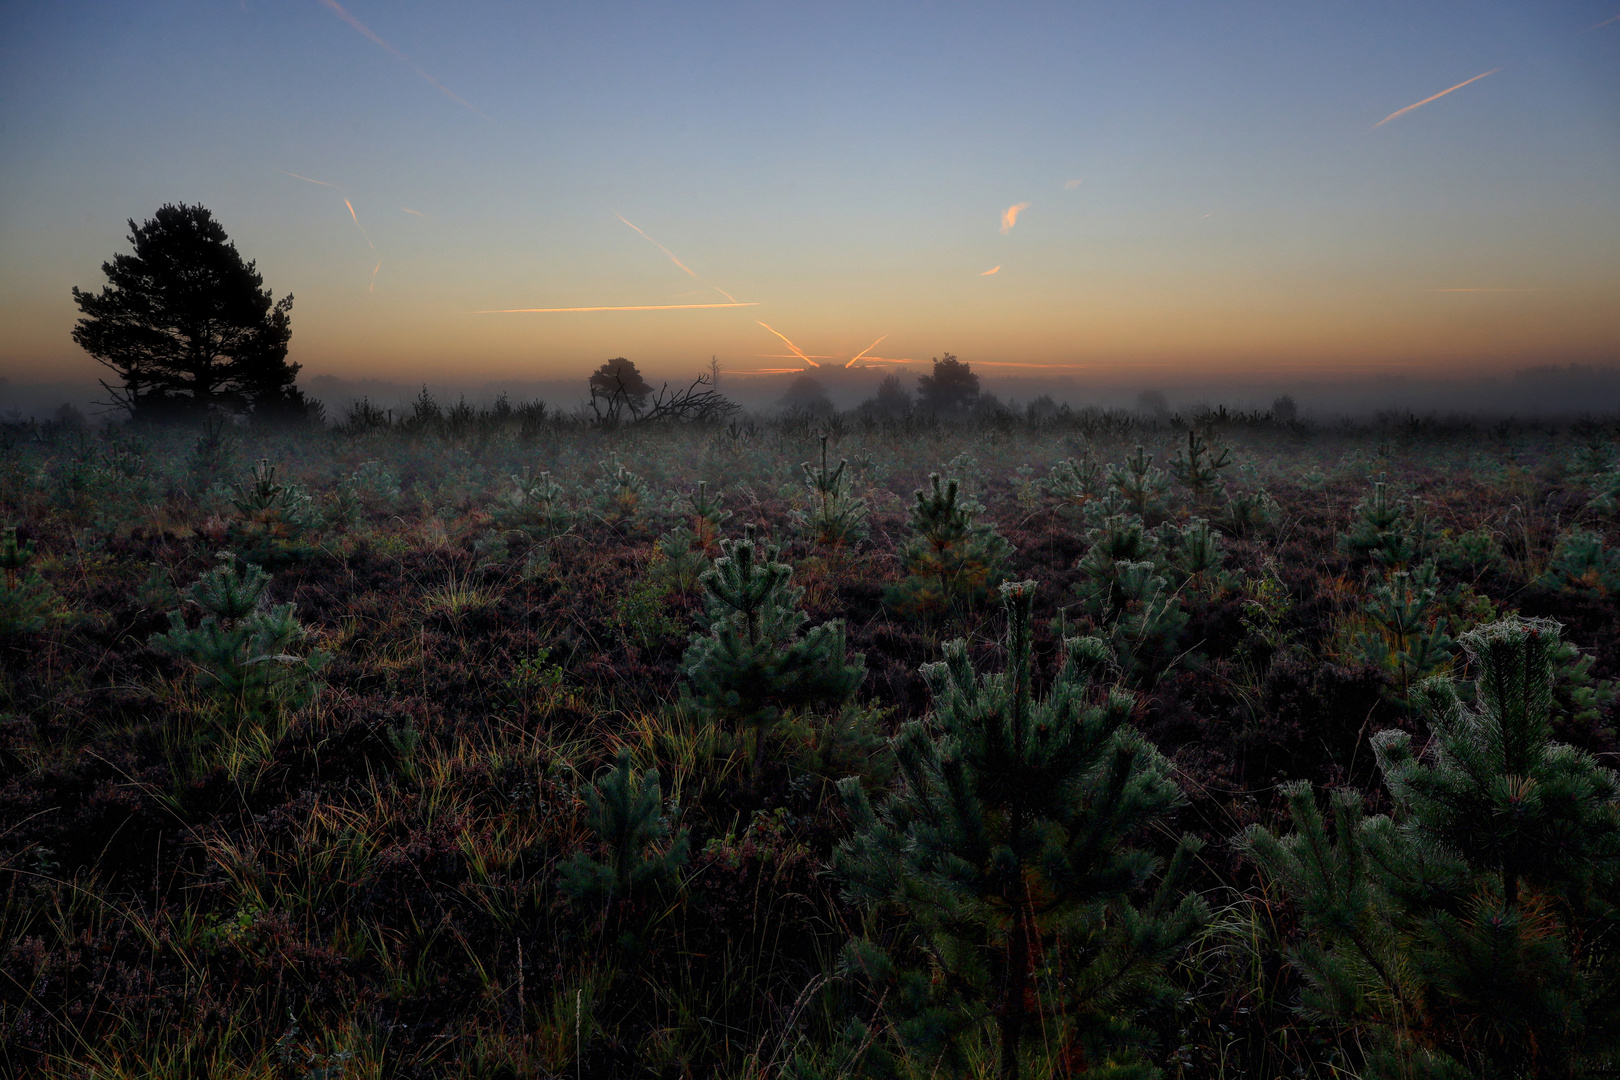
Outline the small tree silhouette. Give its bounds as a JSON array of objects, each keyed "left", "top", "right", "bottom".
[{"left": 915, "top": 354, "right": 980, "bottom": 417}]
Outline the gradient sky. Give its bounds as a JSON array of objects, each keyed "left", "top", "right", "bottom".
[{"left": 2, "top": 1, "right": 1617, "bottom": 388}]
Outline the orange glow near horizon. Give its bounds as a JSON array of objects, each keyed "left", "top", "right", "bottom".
[{"left": 475, "top": 302, "right": 761, "bottom": 312}]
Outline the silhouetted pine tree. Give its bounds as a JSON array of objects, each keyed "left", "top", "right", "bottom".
[
  {"left": 1241, "top": 617, "right": 1620, "bottom": 1079},
  {"left": 833, "top": 582, "right": 1208, "bottom": 1080},
  {"left": 683, "top": 526, "right": 865, "bottom": 772}
]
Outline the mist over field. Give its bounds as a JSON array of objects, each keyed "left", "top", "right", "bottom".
[{"left": 7, "top": 360, "right": 1620, "bottom": 426}]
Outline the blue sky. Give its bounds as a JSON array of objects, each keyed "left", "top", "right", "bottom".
[{"left": 2, "top": 1, "right": 1616, "bottom": 387}]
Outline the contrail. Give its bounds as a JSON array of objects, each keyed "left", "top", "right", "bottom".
[
  {"left": 1373, "top": 69, "right": 1501, "bottom": 128},
  {"left": 400, "top": 206, "right": 427, "bottom": 217},
  {"left": 342, "top": 198, "right": 382, "bottom": 292},
  {"left": 845, "top": 335, "right": 888, "bottom": 368},
  {"left": 317, "top": 0, "right": 491, "bottom": 121},
  {"left": 1582, "top": 13, "right": 1619, "bottom": 31},
  {"left": 614, "top": 214, "right": 739, "bottom": 302},
  {"left": 475, "top": 302, "right": 760, "bottom": 313},
  {"left": 277, "top": 170, "right": 383, "bottom": 290},
  {"left": 981, "top": 266, "right": 1001, "bottom": 276},
  {"left": 277, "top": 168, "right": 341, "bottom": 188},
  {"left": 343, "top": 198, "right": 377, "bottom": 251},
  {"left": 1000, "top": 202, "right": 1030, "bottom": 233},
  {"left": 756, "top": 323, "right": 818, "bottom": 367}
]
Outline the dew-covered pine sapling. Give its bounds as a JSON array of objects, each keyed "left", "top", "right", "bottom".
[
  {"left": 184, "top": 414, "right": 238, "bottom": 495},
  {"left": 1046, "top": 447, "right": 1105, "bottom": 519},
  {"left": 150, "top": 555, "right": 328, "bottom": 729},
  {"left": 592, "top": 457, "right": 649, "bottom": 527},
  {"left": 1107, "top": 444, "right": 1172, "bottom": 519},
  {"left": 886, "top": 474, "right": 1014, "bottom": 620},
  {"left": 1340, "top": 480, "right": 1422, "bottom": 570},
  {"left": 226, "top": 458, "right": 317, "bottom": 568},
  {"left": 683, "top": 526, "right": 865, "bottom": 773},
  {"left": 1538, "top": 528, "right": 1620, "bottom": 596},
  {"left": 0, "top": 526, "right": 65, "bottom": 635},
  {"left": 835, "top": 582, "right": 1208, "bottom": 1080},
  {"left": 1242, "top": 618, "right": 1620, "bottom": 1079},
  {"left": 1168, "top": 426, "right": 1232, "bottom": 504},
  {"left": 1347, "top": 562, "right": 1457, "bottom": 704},
  {"left": 559, "top": 750, "right": 690, "bottom": 907},
  {"left": 659, "top": 482, "right": 729, "bottom": 592},
  {"left": 1164, "top": 515, "right": 1230, "bottom": 595},
  {"left": 493, "top": 467, "right": 572, "bottom": 540},
  {"left": 1218, "top": 485, "right": 1280, "bottom": 537},
  {"left": 791, "top": 433, "right": 869, "bottom": 551}
]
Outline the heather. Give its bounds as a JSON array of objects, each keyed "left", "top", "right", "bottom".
[{"left": 2, "top": 401, "right": 1618, "bottom": 1079}]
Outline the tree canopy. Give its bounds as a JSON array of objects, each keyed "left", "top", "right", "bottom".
[
  {"left": 779, "top": 374, "right": 833, "bottom": 414},
  {"left": 588, "top": 358, "right": 653, "bottom": 410},
  {"left": 71, "top": 203, "right": 304, "bottom": 423},
  {"left": 915, "top": 353, "right": 980, "bottom": 416}
]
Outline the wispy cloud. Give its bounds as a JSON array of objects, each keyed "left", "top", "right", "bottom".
[
  {"left": 476, "top": 302, "right": 760, "bottom": 313},
  {"left": 1063, "top": 178, "right": 1083, "bottom": 190},
  {"left": 317, "top": 0, "right": 491, "bottom": 121},
  {"left": 1000, "top": 202, "right": 1030, "bottom": 233},
  {"left": 756, "top": 322, "right": 819, "bottom": 367},
  {"left": 614, "top": 213, "right": 739, "bottom": 302},
  {"left": 400, "top": 206, "right": 427, "bottom": 217},
  {"left": 1373, "top": 69, "right": 1501, "bottom": 128},
  {"left": 981, "top": 265, "right": 1001, "bottom": 276},
  {"left": 1426, "top": 287, "right": 1546, "bottom": 293},
  {"left": 845, "top": 335, "right": 888, "bottom": 368}
]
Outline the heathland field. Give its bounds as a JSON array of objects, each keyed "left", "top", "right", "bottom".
[{"left": 3, "top": 401, "right": 1619, "bottom": 1079}]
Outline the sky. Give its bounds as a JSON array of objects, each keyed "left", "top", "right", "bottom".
[{"left": 1, "top": 1, "right": 1617, "bottom": 394}]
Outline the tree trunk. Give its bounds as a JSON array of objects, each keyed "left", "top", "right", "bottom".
[{"left": 999, "top": 900, "right": 1031, "bottom": 1080}]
